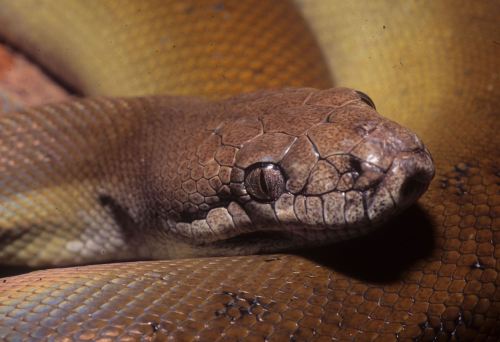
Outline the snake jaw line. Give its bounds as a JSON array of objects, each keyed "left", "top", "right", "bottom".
[
  {"left": 1, "top": 88, "right": 435, "bottom": 263},
  {"left": 143, "top": 89, "right": 434, "bottom": 254}
]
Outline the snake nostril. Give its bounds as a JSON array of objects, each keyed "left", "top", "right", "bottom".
[
  {"left": 350, "top": 158, "right": 363, "bottom": 174},
  {"left": 400, "top": 172, "right": 428, "bottom": 204}
]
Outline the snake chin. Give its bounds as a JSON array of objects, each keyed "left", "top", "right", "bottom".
[
  {"left": 204, "top": 229, "right": 330, "bottom": 256},
  {"left": 213, "top": 231, "right": 292, "bottom": 247},
  {"left": 196, "top": 224, "right": 358, "bottom": 253}
]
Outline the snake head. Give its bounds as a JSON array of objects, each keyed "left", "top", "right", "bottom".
[{"left": 158, "top": 88, "right": 434, "bottom": 256}]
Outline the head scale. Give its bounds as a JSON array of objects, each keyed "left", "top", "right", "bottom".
[{"left": 160, "top": 88, "right": 434, "bottom": 255}]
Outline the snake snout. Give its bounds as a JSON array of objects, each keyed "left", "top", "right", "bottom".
[
  {"left": 400, "top": 166, "right": 433, "bottom": 205},
  {"left": 384, "top": 149, "right": 435, "bottom": 210},
  {"left": 362, "top": 127, "right": 434, "bottom": 226}
]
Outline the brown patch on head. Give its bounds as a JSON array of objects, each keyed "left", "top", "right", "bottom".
[
  {"left": 304, "top": 87, "right": 360, "bottom": 106},
  {"left": 220, "top": 117, "right": 262, "bottom": 147},
  {"left": 307, "top": 123, "right": 365, "bottom": 157},
  {"left": 262, "top": 105, "right": 332, "bottom": 136},
  {"left": 235, "top": 133, "right": 296, "bottom": 169},
  {"left": 280, "top": 136, "right": 319, "bottom": 193},
  {"left": 305, "top": 160, "right": 340, "bottom": 195},
  {"left": 328, "top": 105, "right": 380, "bottom": 136}
]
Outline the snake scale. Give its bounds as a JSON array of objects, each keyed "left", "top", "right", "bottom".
[{"left": 0, "top": 0, "right": 499, "bottom": 341}]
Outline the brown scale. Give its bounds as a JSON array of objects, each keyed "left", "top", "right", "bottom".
[{"left": 0, "top": 1, "right": 499, "bottom": 340}]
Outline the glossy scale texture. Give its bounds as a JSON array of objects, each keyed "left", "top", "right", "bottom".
[{"left": 0, "top": 0, "right": 499, "bottom": 340}]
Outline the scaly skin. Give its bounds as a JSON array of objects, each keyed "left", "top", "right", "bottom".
[
  {"left": 0, "top": 88, "right": 433, "bottom": 266},
  {"left": 0, "top": 0, "right": 499, "bottom": 340}
]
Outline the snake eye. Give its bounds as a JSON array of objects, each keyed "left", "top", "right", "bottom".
[
  {"left": 245, "top": 163, "right": 285, "bottom": 201},
  {"left": 355, "top": 90, "right": 376, "bottom": 109}
]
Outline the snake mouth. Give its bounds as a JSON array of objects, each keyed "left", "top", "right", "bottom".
[
  {"left": 221, "top": 231, "right": 291, "bottom": 245},
  {"left": 207, "top": 230, "right": 303, "bottom": 252},
  {"left": 169, "top": 148, "right": 434, "bottom": 250}
]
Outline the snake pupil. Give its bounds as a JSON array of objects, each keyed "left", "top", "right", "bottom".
[
  {"left": 244, "top": 163, "right": 285, "bottom": 202},
  {"left": 259, "top": 169, "right": 269, "bottom": 195}
]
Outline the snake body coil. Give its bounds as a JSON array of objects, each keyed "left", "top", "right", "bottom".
[{"left": 0, "top": 0, "right": 498, "bottom": 340}]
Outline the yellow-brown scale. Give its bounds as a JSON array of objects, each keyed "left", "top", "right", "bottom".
[{"left": 0, "top": 0, "right": 498, "bottom": 340}]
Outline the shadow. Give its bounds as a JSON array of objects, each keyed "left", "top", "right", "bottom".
[
  {"left": 295, "top": 204, "right": 435, "bottom": 283},
  {"left": 0, "top": 37, "right": 81, "bottom": 96},
  {"left": 1, "top": 205, "right": 435, "bottom": 281},
  {"left": 0, "top": 265, "right": 36, "bottom": 278}
]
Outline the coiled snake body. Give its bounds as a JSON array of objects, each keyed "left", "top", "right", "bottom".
[{"left": 0, "top": 1, "right": 499, "bottom": 340}]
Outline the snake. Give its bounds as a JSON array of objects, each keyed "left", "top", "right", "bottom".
[{"left": 0, "top": 0, "right": 499, "bottom": 341}]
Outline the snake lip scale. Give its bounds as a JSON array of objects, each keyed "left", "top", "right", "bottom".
[{"left": 203, "top": 154, "right": 434, "bottom": 254}]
